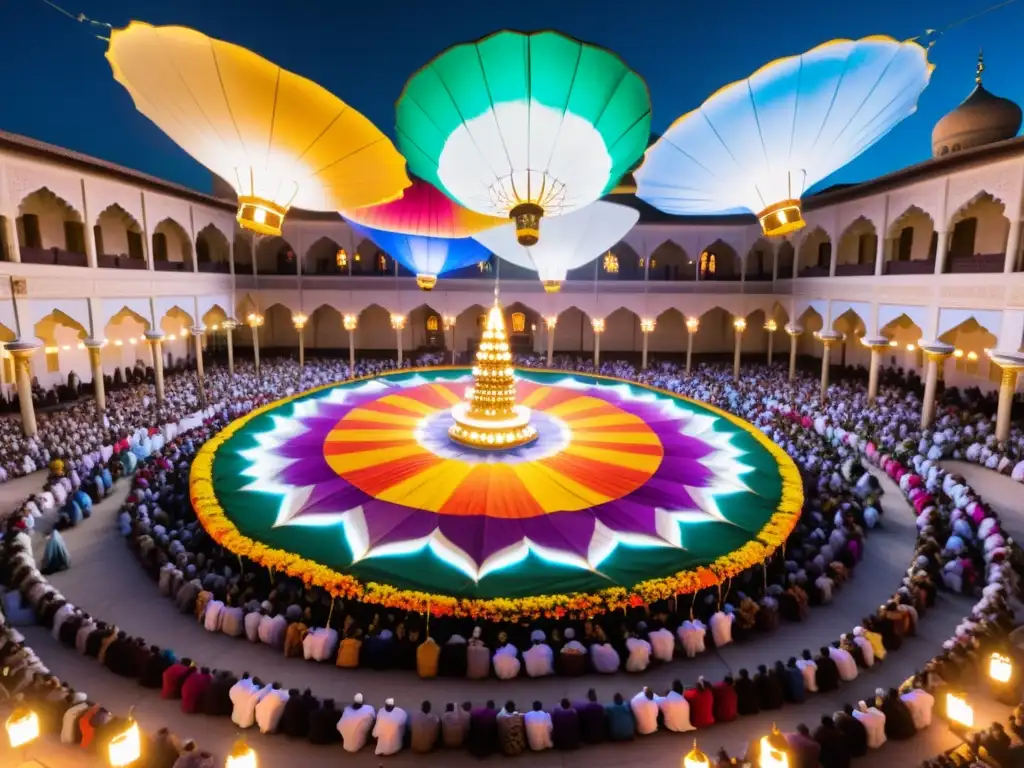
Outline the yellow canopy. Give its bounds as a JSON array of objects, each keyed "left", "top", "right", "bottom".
[{"left": 107, "top": 22, "right": 410, "bottom": 234}]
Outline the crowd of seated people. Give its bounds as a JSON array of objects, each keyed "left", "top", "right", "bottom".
[{"left": 0, "top": 352, "right": 1021, "bottom": 764}]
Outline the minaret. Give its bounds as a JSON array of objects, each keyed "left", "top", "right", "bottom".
[{"left": 448, "top": 299, "right": 537, "bottom": 450}]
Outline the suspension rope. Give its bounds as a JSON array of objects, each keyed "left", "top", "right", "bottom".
[
  {"left": 911, "top": 0, "right": 1020, "bottom": 48},
  {"left": 38, "top": 0, "right": 111, "bottom": 40}
]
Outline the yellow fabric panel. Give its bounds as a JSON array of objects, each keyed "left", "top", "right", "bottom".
[
  {"left": 544, "top": 395, "right": 609, "bottom": 418},
  {"left": 519, "top": 386, "right": 553, "bottom": 408},
  {"left": 324, "top": 444, "right": 425, "bottom": 474},
  {"left": 563, "top": 443, "right": 662, "bottom": 473},
  {"left": 374, "top": 460, "right": 475, "bottom": 510},
  {"left": 323, "top": 429, "right": 413, "bottom": 443},
  {"left": 377, "top": 394, "right": 441, "bottom": 416},
  {"left": 511, "top": 462, "right": 611, "bottom": 512},
  {"left": 339, "top": 407, "right": 422, "bottom": 426},
  {"left": 566, "top": 412, "right": 644, "bottom": 428},
  {"left": 572, "top": 429, "right": 662, "bottom": 446},
  {"left": 430, "top": 384, "right": 464, "bottom": 404}
]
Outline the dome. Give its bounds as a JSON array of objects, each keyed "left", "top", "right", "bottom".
[{"left": 932, "top": 56, "right": 1021, "bottom": 157}]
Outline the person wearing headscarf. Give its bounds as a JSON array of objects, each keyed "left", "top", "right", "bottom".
[
  {"left": 372, "top": 697, "right": 407, "bottom": 756},
  {"left": 338, "top": 693, "right": 375, "bottom": 753},
  {"left": 852, "top": 700, "right": 887, "bottom": 749}
]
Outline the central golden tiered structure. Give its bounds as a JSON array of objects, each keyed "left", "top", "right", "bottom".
[{"left": 449, "top": 301, "right": 537, "bottom": 450}]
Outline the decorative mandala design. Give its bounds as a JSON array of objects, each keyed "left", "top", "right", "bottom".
[{"left": 191, "top": 370, "right": 801, "bottom": 615}]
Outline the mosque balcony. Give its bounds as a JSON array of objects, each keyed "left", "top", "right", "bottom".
[{"left": 19, "top": 246, "right": 88, "bottom": 268}]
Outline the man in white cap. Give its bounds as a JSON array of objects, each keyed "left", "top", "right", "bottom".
[
  {"left": 373, "top": 697, "right": 408, "bottom": 756},
  {"left": 523, "top": 629, "right": 554, "bottom": 678},
  {"left": 338, "top": 693, "right": 375, "bottom": 752}
]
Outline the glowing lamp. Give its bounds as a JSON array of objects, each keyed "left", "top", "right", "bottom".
[
  {"left": 342, "top": 314, "right": 357, "bottom": 332},
  {"left": 906, "top": 344, "right": 916, "bottom": 352},
  {"left": 765, "top": 319, "right": 778, "bottom": 332},
  {"left": 603, "top": 252, "right": 620, "bottom": 273},
  {"left": 888, "top": 340, "right": 898, "bottom": 347},
  {"left": 107, "top": 23, "right": 409, "bottom": 237},
  {"left": 734, "top": 318, "right": 747, "bottom": 332},
  {"left": 545, "top": 316, "right": 558, "bottom": 330},
  {"left": 473, "top": 201, "right": 639, "bottom": 292},
  {"left": 759, "top": 725, "right": 791, "bottom": 768},
  {"left": 390, "top": 314, "right": 407, "bottom": 330},
  {"left": 686, "top": 317, "right": 699, "bottom": 334},
  {"left": 114, "top": 340, "right": 123, "bottom": 347},
  {"left": 636, "top": 36, "right": 932, "bottom": 237},
  {"left": 108, "top": 720, "right": 141, "bottom": 767},
  {"left": 640, "top": 318, "right": 656, "bottom": 333},
  {"left": 246, "top": 313, "right": 264, "bottom": 328},
  {"left": 292, "top": 313, "right": 308, "bottom": 330},
  {"left": 953, "top": 348, "right": 964, "bottom": 358},
  {"left": 946, "top": 692, "right": 974, "bottom": 728},
  {"left": 592, "top": 318, "right": 606, "bottom": 334},
  {"left": 684, "top": 739, "right": 712, "bottom": 768},
  {"left": 6, "top": 708, "right": 40, "bottom": 748},
  {"left": 989, "top": 652, "right": 1013, "bottom": 683},
  {"left": 967, "top": 351, "right": 978, "bottom": 361},
  {"left": 397, "top": 30, "right": 651, "bottom": 245},
  {"left": 442, "top": 315, "right": 456, "bottom": 331},
  {"left": 226, "top": 739, "right": 257, "bottom": 768}
]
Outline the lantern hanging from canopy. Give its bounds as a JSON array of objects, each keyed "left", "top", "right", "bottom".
[
  {"left": 635, "top": 36, "right": 932, "bottom": 237},
  {"left": 472, "top": 200, "right": 639, "bottom": 292},
  {"left": 396, "top": 30, "right": 651, "bottom": 245},
  {"left": 107, "top": 22, "right": 410, "bottom": 237}
]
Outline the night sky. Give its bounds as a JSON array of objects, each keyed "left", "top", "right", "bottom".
[{"left": 5, "top": 0, "right": 1023, "bottom": 196}]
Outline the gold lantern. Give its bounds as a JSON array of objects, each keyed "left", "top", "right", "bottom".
[
  {"left": 686, "top": 317, "right": 699, "bottom": 334},
  {"left": 108, "top": 720, "right": 141, "bottom": 767},
  {"left": 946, "top": 692, "right": 974, "bottom": 729},
  {"left": 989, "top": 652, "right": 1013, "bottom": 683},
  {"left": 6, "top": 708, "right": 40, "bottom": 749},
  {"left": 225, "top": 738, "right": 257, "bottom": 768},
  {"left": 759, "top": 725, "right": 790, "bottom": 768},
  {"left": 640, "top": 318, "right": 656, "bottom": 334},
  {"left": 733, "top": 317, "right": 747, "bottom": 332},
  {"left": 683, "top": 739, "right": 711, "bottom": 768},
  {"left": 343, "top": 314, "right": 358, "bottom": 332},
  {"left": 335, "top": 248, "right": 348, "bottom": 269}
]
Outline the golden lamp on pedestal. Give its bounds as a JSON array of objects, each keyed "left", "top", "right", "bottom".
[{"left": 449, "top": 301, "right": 537, "bottom": 450}]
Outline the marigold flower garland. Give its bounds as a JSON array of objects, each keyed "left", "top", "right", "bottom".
[{"left": 189, "top": 371, "right": 803, "bottom": 622}]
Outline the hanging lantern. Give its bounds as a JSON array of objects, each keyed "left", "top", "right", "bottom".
[
  {"left": 335, "top": 248, "right": 348, "bottom": 269},
  {"left": 225, "top": 739, "right": 257, "bottom": 768},
  {"left": 603, "top": 251, "right": 619, "bottom": 273},
  {"left": 6, "top": 708, "right": 40, "bottom": 749},
  {"left": 108, "top": 720, "right": 141, "bottom": 767},
  {"left": 684, "top": 739, "right": 712, "bottom": 768}
]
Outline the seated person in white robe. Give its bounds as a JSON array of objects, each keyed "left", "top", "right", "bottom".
[
  {"left": 303, "top": 627, "right": 339, "bottom": 662},
  {"left": 492, "top": 634, "right": 522, "bottom": 680},
  {"left": 338, "top": 693, "right": 376, "bottom": 753},
  {"left": 828, "top": 644, "right": 858, "bottom": 682},
  {"left": 853, "top": 701, "right": 887, "bottom": 749},
  {"left": 677, "top": 619, "right": 706, "bottom": 658},
  {"left": 373, "top": 699, "right": 407, "bottom": 756},
  {"left": 523, "top": 630, "right": 554, "bottom": 678},
  {"left": 625, "top": 635, "right": 652, "bottom": 673},
  {"left": 709, "top": 610, "right": 733, "bottom": 648},
  {"left": 796, "top": 652, "right": 818, "bottom": 693},
  {"left": 851, "top": 627, "right": 875, "bottom": 667},
  {"left": 648, "top": 626, "right": 675, "bottom": 663},
  {"left": 900, "top": 687, "right": 935, "bottom": 730},
  {"left": 590, "top": 641, "right": 620, "bottom": 674}
]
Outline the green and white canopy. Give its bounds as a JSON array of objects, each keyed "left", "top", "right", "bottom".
[{"left": 396, "top": 30, "right": 651, "bottom": 229}]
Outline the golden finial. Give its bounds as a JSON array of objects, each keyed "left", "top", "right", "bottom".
[{"left": 976, "top": 48, "right": 984, "bottom": 85}]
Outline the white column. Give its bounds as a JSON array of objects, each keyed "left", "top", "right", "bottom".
[
  {"left": 392, "top": 315, "right": 406, "bottom": 366},
  {"left": 918, "top": 343, "right": 953, "bottom": 428},
  {"left": 933, "top": 230, "right": 949, "bottom": 274},
  {"left": 1005, "top": 219, "right": 1021, "bottom": 274},
  {"left": 996, "top": 367, "right": 1021, "bottom": 443},
  {"left": 140, "top": 192, "right": 153, "bottom": 271},
  {"left": 685, "top": 318, "right": 697, "bottom": 374},
  {"left": 816, "top": 332, "right": 843, "bottom": 403},
  {"left": 766, "top": 328, "right": 774, "bottom": 365},
  {"left": 641, "top": 330, "right": 650, "bottom": 369},
  {"left": 874, "top": 231, "right": 886, "bottom": 276},
  {"left": 2, "top": 212, "right": 21, "bottom": 263},
  {"left": 192, "top": 326, "right": 207, "bottom": 406},
  {"left": 80, "top": 179, "right": 98, "bottom": 269},
  {"left": 732, "top": 319, "right": 745, "bottom": 381},
  {"left": 785, "top": 325, "right": 803, "bottom": 382},
  {"left": 146, "top": 331, "right": 165, "bottom": 404},
  {"left": 545, "top": 317, "right": 556, "bottom": 367},
  {"left": 7, "top": 342, "right": 40, "bottom": 436},
  {"left": 592, "top": 319, "right": 604, "bottom": 368},
  {"left": 222, "top": 319, "right": 236, "bottom": 376},
  {"left": 85, "top": 339, "right": 105, "bottom": 412},
  {"left": 863, "top": 338, "right": 889, "bottom": 404}
]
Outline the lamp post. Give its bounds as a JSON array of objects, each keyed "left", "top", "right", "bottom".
[
  {"left": 591, "top": 317, "right": 605, "bottom": 368},
  {"left": 764, "top": 319, "right": 777, "bottom": 365},
  {"left": 919, "top": 342, "right": 955, "bottom": 428},
  {"left": 221, "top": 318, "right": 238, "bottom": 376},
  {"left": 343, "top": 314, "right": 358, "bottom": 372},
  {"left": 85, "top": 337, "right": 106, "bottom": 413},
  {"left": 247, "top": 312, "right": 264, "bottom": 379},
  {"left": 815, "top": 330, "right": 843, "bottom": 403},
  {"left": 784, "top": 323, "right": 803, "bottom": 382},
  {"left": 732, "top": 317, "right": 747, "bottom": 381},
  {"left": 191, "top": 324, "right": 207, "bottom": 406},
  {"left": 292, "top": 312, "right": 308, "bottom": 370},
  {"left": 545, "top": 315, "right": 557, "bottom": 367},
  {"left": 442, "top": 314, "right": 456, "bottom": 365},
  {"left": 685, "top": 316, "right": 698, "bottom": 374},
  {"left": 640, "top": 317, "right": 655, "bottom": 369},
  {"left": 391, "top": 313, "right": 407, "bottom": 366}
]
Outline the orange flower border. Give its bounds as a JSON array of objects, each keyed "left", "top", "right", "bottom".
[{"left": 189, "top": 368, "right": 803, "bottom": 622}]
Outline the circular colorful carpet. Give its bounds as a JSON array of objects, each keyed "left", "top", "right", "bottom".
[{"left": 190, "top": 369, "right": 802, "bottom": 620}]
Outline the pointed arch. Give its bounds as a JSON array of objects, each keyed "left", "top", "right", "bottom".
[
  {"left": 159, "top": 305, "right": 195, "bottom": 336},
  {"left": 945, "top": 191, "right": 1009, "bottom": 273},
  {"left": 593, "top": 241, "right": 642, "bottom": 282},
  {"left": 17, "top": 187, "right": 86, "bottom": 262},
  {"left": 700, "top": 239, "right": 740, "bottom": 281},
  {"left": 885, "top": 205, "right": 936, "bottom": 274},
  {"left": 306, "top": 236, "right": 345, "bottom": 275},
  {"left": 308, "top": 304, "right": 344, "bottom": 350},
  {"left": 836, "top": 216, "right": 878, "bottom": 273},
  {"left": 152, "top": 218, "right": 194, "bottom": 271},
  {"left": 202, "top": 305, "right": 228, "bottom": 328},
  {"left": 196, "top": 224, "right": 230, "bottom": 272},
  {"left": 555, "top": 305, "right": 595, "bottom": 354},
  {"left": 650, "top": 307, "right": 685, "bottom": 353},
  {"left": 797, "top": 227, "right": 831, "bottom": 276},
  {"left": 647, "top": 240, "right": 692, "bottom": 282},
  {"left": 256, "top": 236, "right": 297, "bottom": 275},
  {"left": 604, "top": 306, "right": 641, "bottom": 351},
  {"left": 94, "top": 202, "right": 144, "bottom": 268},
  {"left": 746, "top": 239, "right": 773, "bottom": 281},
  {"left": 358, "top": 303, "right": 394, "bottom": 350}
]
